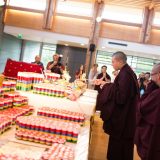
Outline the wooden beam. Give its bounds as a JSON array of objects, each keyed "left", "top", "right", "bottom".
[
  {"left": 139, "top": 7, "right": 149, "bottom": 43},
  {"left": 85, "top": 0, "right": 105, "bottom": 74},
  {"left": 43, "top": 0, "right": 57, "bottom": 30},
  {"left": 46, "top": 0, "right": 57, "bottom": 29},
  {"left": 145, "top": 8, "right": 154, "bottom": 43},
  {"left": 102, "top": 19, "right": 141, "bottom": 27},
  {"left": 6, "top": 6, "right": 44, "bottom": 14},
  {"left": 43, "top": 0, "right": 50, "bottom": 28},
  {"left": 55, "top": 13, "right": 92, "bottom": 21}
]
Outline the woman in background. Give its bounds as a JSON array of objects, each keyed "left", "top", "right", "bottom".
[
  {"left": 75, "top": 64, "right": 86, "bottom": 80},
  {"left": 88, "top": 64, "right": 99, "bottom": 89}
]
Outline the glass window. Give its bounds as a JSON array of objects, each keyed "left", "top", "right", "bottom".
[
  {"left": 153, "top": 12, "right": 160, "bottom": 26},
  {"left": 0, "top": 34, "right": 21, "bottom": 73},
  {"left": 41, "top": 44, "right": 56, "bottom": 69},
  {"left": 0, "top": 0, "right": 4, "bottom": 6},
  {"left": 8, "top": 0, "right": 46, "bottom": 11},
  {"left": 56, "top": 0, "right": 93, "bottom": 17},
  {"left": 102, "top": 5, "right": 143, "bottom": 24},
  {"left": 96, "top": 50, "right": 160, "bottom": 78},
  {"left": 23, "top": 41, "right": 41, "bottom": 63}
]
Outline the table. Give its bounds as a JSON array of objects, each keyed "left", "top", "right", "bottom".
[
  {"left": 0, "top": 121, "right": 90, "bottom": 160},
  {"left": 18, "top": 90, "right": 97, "bottom": 117}
]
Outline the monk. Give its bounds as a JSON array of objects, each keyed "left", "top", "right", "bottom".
[
  {"left": 135, "top": 63, "right": 160, "bottom": 160},
  {"left": 98, "top": 51, "right": 139, "bottom": 160}
]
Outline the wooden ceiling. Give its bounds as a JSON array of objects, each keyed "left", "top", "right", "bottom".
[
  {"left": 105, "top": 0, "right": 160, "bottom": 9},
  {"left": 64, "top": 0, "right": 160, "bottom": 9}
]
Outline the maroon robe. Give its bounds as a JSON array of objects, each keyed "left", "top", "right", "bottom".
[
  {"left": 98, "top": 64, "right": 139, "bottom": 160},
  {"left": 135, "top": 81, "right": 160, "bottom": 160}
]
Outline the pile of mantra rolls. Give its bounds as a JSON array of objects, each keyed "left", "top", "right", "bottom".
[
  {"left": 33, "top": 83, "right": 65, "bottom": 97},
  {"left": 37, "top": 107, "right": 85, "bottom": 124},
  {"left": 16, "top": 72, "right": 44, "bottom": 91},
  {"left": 16, "top": 116, "right": 80, "bottom": 143}
]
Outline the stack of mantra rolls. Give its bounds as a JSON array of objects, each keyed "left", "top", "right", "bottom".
[
  {"left": 0, "top": 153, "right": 35, "bottom": 160},
  {"left": 33, "top": 83, "right": 65, "bottom": 97},
  {"left": 0, "top": 115, "right": 12, "bottom": 134},
  {"left": 2, "top": 81, "right": 16, "bottom": 92},
  {"left": 16, "top": 116, "right": 80, "bottom": 143},
  {"left": 16, "top": 72, "right": 61, "bottom": 91},
  {"left": 16, "top": 72, "right": 44, "bottom": 91},
  {"left": 0, "top": 91, "right": 34, "bottom": 134},
  {"left": 37, "top": 107, "right": 85, "bottom": 125},
  {"left": 45, "top": 72, "right": 60, "bottom": 81},
  {"left": 41, "top": 143, "right": 74, "bottom": 160},
  {"left": 0, "top": 143, "right": 74, "bottom": 160}
]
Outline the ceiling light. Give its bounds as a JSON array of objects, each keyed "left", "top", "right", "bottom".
[
  {"left": 96, "top": 16, "right": 102, "bottom": 23},
  {"left": 102, "top": 46, "right": 105, "bottom": 49},
  {"left": 81, "top": 43, "right": 85, "bottom": 46},
  {"left": 65, "top": 44, "right": 69, "bottom": 46}
]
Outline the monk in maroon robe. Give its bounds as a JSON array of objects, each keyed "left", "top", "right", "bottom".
[
  {"left": 135, "top": 63, "right": 160, "bottom": 160},
  {"left": 98, "top": 51, "right": 139, "bottom": 160}
]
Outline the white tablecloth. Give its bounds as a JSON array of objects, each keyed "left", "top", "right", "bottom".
[
  {"left": 0, "top": 121, "right": 90, "bottom": 160},
  {"left": 18, "top": 91, "right": 97, "bottom": 117}
]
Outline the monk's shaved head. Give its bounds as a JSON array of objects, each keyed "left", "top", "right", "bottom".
[
  {"left": 152, "top": 63, "right": 160, "bottom": 74},
  {"left": 112, "top": 51, "right": 127, "bottom": 63}
]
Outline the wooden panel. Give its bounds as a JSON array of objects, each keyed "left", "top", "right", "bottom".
[
  {"left": 5, "top": 9, "right": 44, "bottom": 30},
  {"left": 100, "top": 22, "right": 141, "bottom": 42},
  {"left": 148, "top": 29, "right": 160, "bottom": 45},
  {"left": 53, "top": 16, "right": 91, "bottom": 37}
]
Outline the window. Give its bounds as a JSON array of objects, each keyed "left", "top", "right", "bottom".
[
  {"left": 96, "top": 50, "right": 160, "bottom": 78},
  {"left": 56, "top": 0, "right": 93, "bottom": 17},
  {"left": 0, "top": 0, "right": 4, "bottom": 6},
  {"left": 41, "top": 44, "right": 57, "bottom": 69},
  {"left": 102, "top": 5, "right": 144, "bottom": 24},
  {"left": 8, "top": 0, "right": 46, "bottom": 11},
  {"left": 23, "top": 41, "right": 41, "bottom": 63},
  {"left": 153, "top": 12, "right": 160, "bottom": 26}
]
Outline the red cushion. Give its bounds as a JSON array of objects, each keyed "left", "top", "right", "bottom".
[{"left": 3, "top": 59, "right": 42, "bottom": 78}]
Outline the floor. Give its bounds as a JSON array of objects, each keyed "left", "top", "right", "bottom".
[{"left": 88, "top": 114, "right": 141, "bottom": 160}]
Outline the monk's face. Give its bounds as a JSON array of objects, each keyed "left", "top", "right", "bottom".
[
  {"left": 151, "top": 72, "right": 160, "bottom": 86},
  {"left": 112, "top": 57, "right": 121, "bottom": 71}
]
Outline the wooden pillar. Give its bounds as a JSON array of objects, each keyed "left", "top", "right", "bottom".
[
  {"left": 85, "top": 0, "right": 104, "bottom": 75},
  {"left": 139, "top": 7, "right": 149, "bottom": 43},
  {"left": 43, "top": 0, "right": 57, "bottom": 30},
  {"left": 145, "top": 8, "right": 154, "bottom": 43}
]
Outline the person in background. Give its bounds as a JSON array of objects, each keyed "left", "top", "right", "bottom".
[
  {"left": 100, "top": 51, "right": 139, "bottom": 160},
  {"left": 144, "top": 72, "right": 151, "bottom": 87},
  {"left": 32, "top": 55, "right": 44, "bottom": 70},
  {"left": 135, "top": 63, "right": 160, "bottom": 160},
  {"left": 46, "top": 54, "right": 63, "bottom": 75},
  {"left": 75, "top": 64, "right": 86, "bottom": 80},
  {"left": 88, "top": 64, "right": 99, "bottom": 89},
  {"left": 94, "top": 65, "right": 111, "bottom": 93},
  {"left": 138, "top": 72, "right": 146, "bottom": 96}
]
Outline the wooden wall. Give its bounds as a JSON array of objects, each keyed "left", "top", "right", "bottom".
[
  {"left": 4, "top": 8, "right": 160, "bottom": 46},
  {"left": 148, "top": 29, "right": 160, "bottom": 45},
  {"left": 100, "top": 22, "right": 141, "bottom": 42},
  {"left": 5, "top": 9, "right": 43, "bottom": 30},
  {"left": 53, "top": 16, "right": 91, "bottom": 37}
]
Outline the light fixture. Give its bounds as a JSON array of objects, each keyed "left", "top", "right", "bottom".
[
  {"left": 65, "top": 44, "right": 69, "bottom": 46},
  {"left": 81, "top": 43, "right": 85, "bottom": 46},
  {"left": 102, "top": 46, "right": 105, "bottom": 49},
  {"left": 96, "top": 16, "right": 102, "bottom": 23}
]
